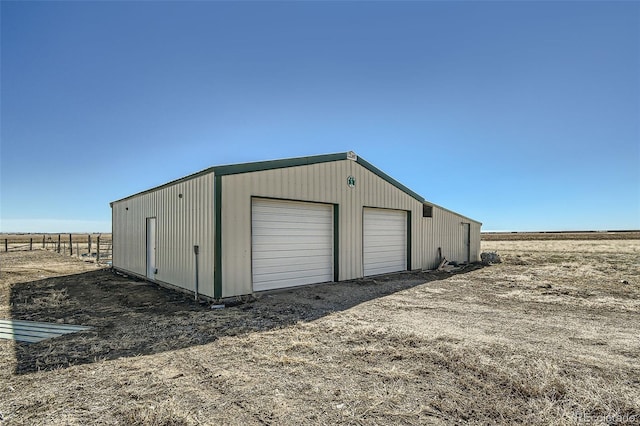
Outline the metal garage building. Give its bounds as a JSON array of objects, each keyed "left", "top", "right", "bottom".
[{"left": 111, "top": 152, "right": 481, "bottom": 300}]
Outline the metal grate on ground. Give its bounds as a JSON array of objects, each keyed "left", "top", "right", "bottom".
[{"left": 0, "top": 319, "right": 91, "bottom": 343}]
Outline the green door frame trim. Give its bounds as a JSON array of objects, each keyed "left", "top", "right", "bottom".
[
  {"left": 406, "top": 210, "right": 412, "bottom": 271},
  {"left": 333, "top": 204, "right": 339, "bottom": 282}
]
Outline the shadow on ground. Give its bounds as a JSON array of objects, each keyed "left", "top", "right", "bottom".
[{"left": 10, "top": 265, "right": 481, "bottom": 374}]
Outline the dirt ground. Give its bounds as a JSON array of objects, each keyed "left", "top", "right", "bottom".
[{"left": 0, "top": 238, "right": 638, "bottom": 425}]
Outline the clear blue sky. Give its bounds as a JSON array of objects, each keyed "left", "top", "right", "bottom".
[{"left": 1, "top": 1, "right": 638, "bottom": 232}]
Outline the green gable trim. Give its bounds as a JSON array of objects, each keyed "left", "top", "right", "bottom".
[
  {"left": 355, "top": 157, "right": 425, "bottom": 203},
  {"left": 110, "top": 153, "right": 350, "bottom": 205},
  {"left": 214, "top": 175, "right": 222, "bottom": 299},
  {"left": 110, "top": 167, "right": 216, "bottom": 205},
  {"left": 110, "top": 152, "right": 428, "bottom": 206},
  {"left": 213, "top": 153, "right": 348, "bottom": 176}
]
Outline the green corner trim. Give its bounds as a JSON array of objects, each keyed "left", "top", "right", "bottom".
[
  {"left": 214, "top": 175, "right": 222, "bottom": 299},
  {"left": 406, "top": 210, "right": 412, "bottom": 271},
  {"left": 333, "top": 204, "right": 339, "bottom": 282}
]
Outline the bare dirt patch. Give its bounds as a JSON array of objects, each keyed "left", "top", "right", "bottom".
[{"left": 1, "top": 239, "right": 639, "bottom": 425}]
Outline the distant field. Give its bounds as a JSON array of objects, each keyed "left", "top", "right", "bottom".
[
  {"left": 0, "top": 233, "right": 112, "bottom": 244},
  {"left": 4, "top": 231, "right": 637, "bottom": 243},
  {"left": 0, "top": 238, "right": 638, "bottom": 424},
  {"left": 0, "top": 233, "right": 112, "bottom": 260},
  {"left": 482, "top": 231, "right": 639, "bottom": 241}
]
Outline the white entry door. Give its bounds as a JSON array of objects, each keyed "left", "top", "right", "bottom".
[
  {"left": 252, "top": 198, "right": 333, "bottom": 292},
  {"left": 146, "top": 217, "right": 156, "bottom": 279},
  {"left": 363, "top": 208, "right": 407, "bottom": 276}
]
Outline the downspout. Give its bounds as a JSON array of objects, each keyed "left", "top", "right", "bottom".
[{"left": 194, "top": 245, "right": 199, "bottom": 301}]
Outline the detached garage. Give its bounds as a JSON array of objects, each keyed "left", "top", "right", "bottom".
[{"left": 111, "top": 152, "right": 481, "bottom": 300}]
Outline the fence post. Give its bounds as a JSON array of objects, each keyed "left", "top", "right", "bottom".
[
  {"left": 42, "top": 235, "right": 45, "bottom": 248},
  {"left": 57, "top": 234, "right": 61, "bottom": 253},
  {"left": 88, "top": 234, "right": 92, "bottom": 254},
  {"left": 97, "top": 236, "right": 100, "bottom": 263},
  {"left": 30, "top": 238, "right": 33, "bottom": 251},
  {"left": 69, "top": 234, "right": 73, "bottom": 256},
  {"left": 4, "top": 239, "right": 7, "bottom": 252}
]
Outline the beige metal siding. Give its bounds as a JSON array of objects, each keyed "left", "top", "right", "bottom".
[
  {"left": 220, "top": 160, "right": 424, "bottom": 297},
  {"left": 469, "top": 221, "right": 481, "bottom": 263},
  {"left": 422, "top": 206, "right": 481, "bottom": 269},
  {"left": 112, "top": 173, "right": 215, "bottom": 297}
]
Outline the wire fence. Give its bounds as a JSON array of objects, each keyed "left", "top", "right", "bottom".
[{"left": 2, "top": 234, "right": 112, "bottom": 265}]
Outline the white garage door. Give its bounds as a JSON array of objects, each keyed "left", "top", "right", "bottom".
[
  {"left": 252, "top": 198, "right": 333, "bottom": 292},
  {"left": 363, "top": 208, "right": 407, "bottom": 276}
]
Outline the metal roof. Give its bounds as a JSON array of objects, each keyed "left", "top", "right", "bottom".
[
  {"left": 0, "top": 319, "right": 91, "bottom": 343},
  {"left": 109, "top": 151, "right": 481, "bottom": 225}
]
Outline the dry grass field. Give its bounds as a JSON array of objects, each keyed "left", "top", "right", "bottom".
[
  {"left": 482, "top": 231, "right": 639, "bottom": 241},
  {"left": 0, "top": 233, "right": 112, "bottom": 245},
  {"left": 0, "top": 237, "right": 638, "bottom": 425}
]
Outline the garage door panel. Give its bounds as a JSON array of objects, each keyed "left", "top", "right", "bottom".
[
  {"left": 256, "top": 274, "right": 331, "bottom": 289},
  {"left": 253, "top": 254, "right": 332, "bottom": 266},
  {"left": 252, "top": 237, "right": 332, "bottom": 247},
  {"left": 363, "top": 208, "right": 407, "bottom": 276},
  {"left": 251, "top": 217, "right": 331, "bottom": 230},
  {"left": 252, "top": 229, "right": 332, "bottom": 238},
  {"left": 252, "top": 199, "right": 333, "bottom": 292},
  {"left": 365, "top": 243, "right": 405, "bottom": 252},
  {"left": 252, "top": 246, "right": 331, "bottom": 257},
  {"left": 253, "top": 214, "right": 331, "bottom": 223},
  {"left": 254, "top": 265, "right": 333, "bottom": 278},
  {"left": 254, "top": 202, "right": 328, "bottom": 212},
  {"left": 253, "top": 244, "right": 329, "bottom": 255},
  {"left": 253, "top": 210, "right": 330, "bottom": 221},
  {"left": 365, "top": 237, "right": 405, "bottom": 245},
  {"left": 369, "top": 218, "right": 405, "bottom": 226},
  {"left": 370, "top": 258, "right": 405, "bottom": 267},
  {"left": 254, "top": 269, "right": 331, "bottom": 286},
  {"left": 256, "top": 262, "right": 332, "bottom": 274},
  {"left": 364, "top": 251, "right": 405, "bottom": 261}
]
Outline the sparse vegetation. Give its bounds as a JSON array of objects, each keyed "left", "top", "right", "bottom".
[{"left": 0, "top": 237, "right": 638, "bottom": 424}]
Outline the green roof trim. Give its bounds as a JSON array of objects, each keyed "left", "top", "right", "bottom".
[
  {"left": 108, "top": 151, "right": 481, "bottom": 224},
  {"left": 213, "top": 152, "right": 347, "bottom": 176},
  {"left": 110, "top": 152, "right": 430, "bottom": 205},
  {"left": 109, "top": 167, "right": 217, "bottom": 205},
  {"left": 424, "top": 201, "right": 482, "bottom": 225},
  {"left": 110, "top": 152, "right": 351, "bottom": 205},
  {"left": 355, "top": 157, "right": 425, "bottom": 203}
]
